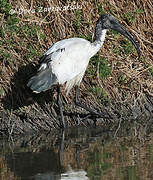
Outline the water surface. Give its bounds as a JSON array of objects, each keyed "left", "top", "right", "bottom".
[{"left": 0, "top": 124, "right": 153, "bottom": 180}]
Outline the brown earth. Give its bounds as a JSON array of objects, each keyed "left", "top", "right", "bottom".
[{"left": 0, "top": 0, "right": 152, "bottom": 136}]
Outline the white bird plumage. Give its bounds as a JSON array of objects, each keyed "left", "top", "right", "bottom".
[{"left": 39, "top": 30, "right": 106, "bottom": 94}]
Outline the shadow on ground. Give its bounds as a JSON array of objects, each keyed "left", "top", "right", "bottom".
[
  {"left": 2, "top": 63, "right": 55, "bottom": 111},
  {"left": 1, "top": 63, "right": 101, "bottom": 136}
]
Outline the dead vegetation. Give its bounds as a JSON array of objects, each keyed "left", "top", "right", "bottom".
[{"left": 0, "top": 0, "right": 152, "bottom": 136}]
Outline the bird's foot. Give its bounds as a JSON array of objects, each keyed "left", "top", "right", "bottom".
[
  {"left": 89, "top": 109, "right": 112, "bottom": 119},
  {"left": 75, "top": 100, "right": 112, "bottom": 119}
]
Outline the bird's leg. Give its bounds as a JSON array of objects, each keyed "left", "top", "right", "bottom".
[
  {"left": 75, "top": 85, "right": 109, "bottom": 118},
  {"left": 57, "top": 85, "right": 66, "bottom": 128},
  {"left": 58, "top": 130, "right": 65, "bottom": 169}
]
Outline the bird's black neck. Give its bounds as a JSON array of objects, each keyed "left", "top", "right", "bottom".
[
  {"left": 93, "top": 19, "right": 107, "bottom": 46},
  {"left": 89, "top": 19, "right": 107, "bottom": 57}
]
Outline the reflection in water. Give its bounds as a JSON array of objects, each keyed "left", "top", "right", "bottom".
[
  {"left": 33, "top": 168, "right": 88, "bottom": 180},
  {"left": 59, "top": 130, "right": 89, "bottom": 179},
  {"left": 0, "top": 124, "right": 153, "bottom": 180},
  {"left": 60, "top": 168, "right": 89, "bottom": 180}
]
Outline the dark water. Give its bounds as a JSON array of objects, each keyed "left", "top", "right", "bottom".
[{"left": 0, "top": 123, "right": 153, "bottom": 180}]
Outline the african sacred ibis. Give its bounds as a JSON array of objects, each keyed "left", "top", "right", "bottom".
[{"left": 27, "top": 14, "right": 140, "bottom": 128}]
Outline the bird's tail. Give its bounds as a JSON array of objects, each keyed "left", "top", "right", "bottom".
[{"left": 27, "top": 68, "right": 57, "bottom": 93}]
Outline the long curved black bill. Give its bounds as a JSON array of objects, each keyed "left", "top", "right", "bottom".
[{"left": 111, "top": 21, "right": 141, "bottom": 58}]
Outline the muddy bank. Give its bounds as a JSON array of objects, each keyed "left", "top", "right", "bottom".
[
  {"left": 0, "top": 81, "right": 152, "bottom": 136},
  {"left": 0, "top": 0, "right": 152, "bottom": 136}
]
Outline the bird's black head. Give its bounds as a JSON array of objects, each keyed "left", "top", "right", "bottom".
[
  {"left": 99, "top": 14, "right": 118, "bottom": 30},
  {"left": 98, "top": 14, "right": 141, "bottom": 58}
]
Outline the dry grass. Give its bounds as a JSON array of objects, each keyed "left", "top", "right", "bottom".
[{"left": 0, "top": 0, "right": 152, "bottom": 135}]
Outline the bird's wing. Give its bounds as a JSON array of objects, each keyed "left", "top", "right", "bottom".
[
  {"left": 38, "top": 38, "right": 91, "bottom": 84},
  {"left": 38, "top": 39, "right": 67, "bottom": 66},
  {"left": 38, "top": 38, "right": 90, "bottom": 70}
]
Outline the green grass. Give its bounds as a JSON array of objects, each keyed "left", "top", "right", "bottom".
[
  {"left": 98, "top": 57, "right": 112, "bottom": 78},
  {"left": 0, "top": 88, "right": 5, "bottom": 96},
  {"left": 0, "top": 0, "right": 12, "bottom": 15},
  {"left": 91, "top": 87, "right": 104, "bottom": 97},
  {"left": 97, "top": 4, "right": 105, "bottom": 15},
  {"left": 121, "top": 38, "right": 135, "bottom": 55},
  {"left": 111, "top": 33, "right": 136, "bottom": 57},
  {"left": 138, "top": 58, "right": 153, "bottom": 77},
  {"left": 124, "top": 13, "right": 136, "bottom": 23},
  {"left": 149, "top": 67, "right": 153, "bottom": 77},
  {"left": 112, "top": 46, "right": 120, "bottom": 56},
  {"left": 87, "top": 56, "right": 111, "bottom": 79},
  {"left": 26, "top": 45, "right": 38, "bottom": 60},
  {"left": 146, "top": 64, "right": 153, "bottom": 77},
  {"left": 19, "top": 24, "right": 41, "bottom": 40},
  {"left": 111, "top": 29, "right": 120, "bottom": 36},
  {"left": 78, "top": 33, "right": 92, "bottom": 41},
  {"left": 133, "top": 8, "right": 144, "bottom": 14},
  {"left": 0, "top": 0, "right": 44, "bottom": 63},
  {"left": 40, "top": 32, "right": 46, "bottom": 40},
  {"left": 124, "top": 8, "right": 144, "bottom": 23},
  {"left": 0, "top": 26, "right": 5, "bottom": 38},
  {"left": 119, "top": 74, "right": 127, "bottom": 85},
  {"left": 73, "top": 9, "right": 83, "bottom": 30},
  {"left": 90, "top": 87, "right": 110, "bottom": 105}
]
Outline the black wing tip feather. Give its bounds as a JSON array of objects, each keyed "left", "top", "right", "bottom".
[
  {"left": 39, "top": 53, "right": 53, "bottom": 64},
  {"left": 27, "top": 68, "right": 57, "bottom": 93}
]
